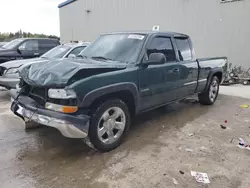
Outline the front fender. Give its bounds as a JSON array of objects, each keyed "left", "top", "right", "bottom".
[{"left": 80, "top": 82, "right": 139, "bottom": 109}]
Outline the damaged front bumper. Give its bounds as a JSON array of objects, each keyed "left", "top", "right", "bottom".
[{"left": 10, "top": 89, "right": 90, "bottom": 138}]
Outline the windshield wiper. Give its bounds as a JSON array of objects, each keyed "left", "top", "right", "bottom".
[{"left": 91, "top": 56, "right": 113, "bottom": 61}]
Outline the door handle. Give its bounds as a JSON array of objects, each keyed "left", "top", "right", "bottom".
[
  {"left": 34, "top": 53, "right": 39, "bottom": 56},
  {"left": 172, "top": 68, "right": 180, "bottom": 73}
]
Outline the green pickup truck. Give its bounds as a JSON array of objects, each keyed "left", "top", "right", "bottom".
[{"left": 10, "top": 31, "right": 227, "bottom": 152}]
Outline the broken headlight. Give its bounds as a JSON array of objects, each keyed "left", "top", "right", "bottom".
[{"left": 48, "top": 89, "right": 77, "bottom": 99}]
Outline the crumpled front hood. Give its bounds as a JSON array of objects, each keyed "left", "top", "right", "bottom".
[{"left": 20, "top": 58, "right": 127, "bottom": 87}]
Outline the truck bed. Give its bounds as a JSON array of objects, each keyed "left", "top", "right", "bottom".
[{"left": 196, "top": 57, "right": 228, "bottom": 93}]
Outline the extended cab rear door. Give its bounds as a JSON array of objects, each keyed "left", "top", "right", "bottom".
[{"left": 173, "top": 36, "right": 198, "bottom": 98}]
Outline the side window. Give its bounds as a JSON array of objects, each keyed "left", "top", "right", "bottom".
[
  {"left": 147, "top": 37, "right": 176, "bottom": 62},
  {"left": 68, "top": 46, "right": 86, "bottom": 56},
  {"left": 18, "top": 40, "right": 38, "bottom": 51},
  {"left": 174, "top": 37, "right": 192, "bottom": 61},
  {"left": 39, "top": 40, "right": 58, "bottom": 52}
]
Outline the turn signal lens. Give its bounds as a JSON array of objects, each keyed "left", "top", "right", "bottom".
[
  {"left": 45, "top": 102, "right": 78, "bottom": 114},
  {"left": 62, "top": 106, "right": 78, "bottom": 113}
]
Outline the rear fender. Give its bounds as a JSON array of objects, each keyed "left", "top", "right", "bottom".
[{"left": 204, "top": 68, "right": 223, "bottom": 92}]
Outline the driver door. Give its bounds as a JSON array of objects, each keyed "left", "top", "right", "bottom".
[{"left": 138, "top": 36, "right": 181, "bottom": 111}]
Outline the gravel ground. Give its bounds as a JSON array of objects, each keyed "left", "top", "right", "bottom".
[{"left": 0, "top": 89, "right": 250, "bottom": 188}]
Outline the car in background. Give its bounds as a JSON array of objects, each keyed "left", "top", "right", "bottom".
[
  {"left": 0, "top": 38, "right": 60, "bottom": 64},
  {"left": 0, "top": 42, "right": 7, "bottom": 47},
  {"left": 0, "top": 42, "right": 90, "bottom": 89}
]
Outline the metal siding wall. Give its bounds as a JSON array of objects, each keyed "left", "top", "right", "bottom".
[{"left": 60, "top": 0, "right": 250, "bottom": 68}]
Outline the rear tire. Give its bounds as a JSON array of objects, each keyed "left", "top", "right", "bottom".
[
  {"left": 87, "top": 99, "right": 131, "bottom": 152},
  {"left": 199, "top": 76, "right": 220, "bottom": 105}
]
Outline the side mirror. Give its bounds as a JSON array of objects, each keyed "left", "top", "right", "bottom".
[
  {"left": 68, "top": 54, "right": 77, "bottom": 58},
  {"left": 17, "top": 44, "right": 25, "bottom": 54},
  {"left": 16, "top": 48, "right": 22, "bottom": 54},
  {"left": 144, "top": 53, "right": 166, "bottom": 65}
]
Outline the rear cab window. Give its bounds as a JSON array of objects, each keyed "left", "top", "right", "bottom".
[{"left": 174, "top": 37, "right": 192, "bottom": 61}]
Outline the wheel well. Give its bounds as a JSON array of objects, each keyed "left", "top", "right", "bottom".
[
  {"left": 213, "top": 72, "right": 222, "bottom": 83},
  {"left": 89, "top": 90, "right": 136, "bottom": 116}
]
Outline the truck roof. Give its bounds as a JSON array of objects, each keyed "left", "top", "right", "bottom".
[
  {"left": 18, "top": 38, "right": 59, "bottom": 41},
  {"left": 103, "top": 31, "right": 189, "bottom": 38}
]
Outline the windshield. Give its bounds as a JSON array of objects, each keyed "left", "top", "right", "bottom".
[
  {"left": 80, "top": 34, "right": 146, "bottom": 63},
  {"left": 2, "top": 39, "right": 24, "bottom": 49},
  {"left": 41, "top": 45, "right": 71, "bottom": 58}
]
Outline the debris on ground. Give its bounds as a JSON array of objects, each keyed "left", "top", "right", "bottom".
[
  {"left": 179, "top": 170, "right": 185, "bottom": 175},
  {"left": 188, "top": 133, "right": 195, "bottom": 137},
  {"left": 230, "top": 138, "right": 234, "bottom": 143},
  {"left": 239, "top": 138, "right": 245, "bottom": 145},
  {"left": 172, "top": 178, "right": 178, "bottom": 185},
  {"left": 220, "top": 120, "right": 228, "bottom": 129},
  {"left": 220, "top": 124, "right": 227, "bottom": 129},
  {"left": 185, "top": 148, "right": 193, "bottom": 152},
  {"left": 191, "top": 171, "right": 210, "bottom": 184},
  {"left": 200, "top": 146, "right": 208, "bottom": 151},
  {"left": 237, "top": 138, "right": 250, "bottom": 150},
  {"left": 52, "top": 177, "right": 58, "bottom": 181},
  {"left": 240, "top": 104, "right": 249, "bottom": 108}
]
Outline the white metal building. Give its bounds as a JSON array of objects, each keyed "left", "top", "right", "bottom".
[{"left": 58, "top": 0, "right": 250, "bottom": 68}]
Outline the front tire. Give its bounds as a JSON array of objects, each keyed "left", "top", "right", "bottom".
[
  {"left": 87, "top": 99, "right": 130, "bottom": 152},
  {"left": 199, "top": 76, "right": 220, "bottom": 105}
]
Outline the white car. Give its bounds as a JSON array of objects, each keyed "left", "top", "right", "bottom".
[{"left": 0, "top": 42, "right": 90, "bottom": 89}]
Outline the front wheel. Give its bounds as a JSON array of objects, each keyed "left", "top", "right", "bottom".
[
  {"left": 87, "top": 99, "right": 130, "bottom": 152},
  {"left": 199, "top": 76, "right": 220, "bottom": 105}
]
